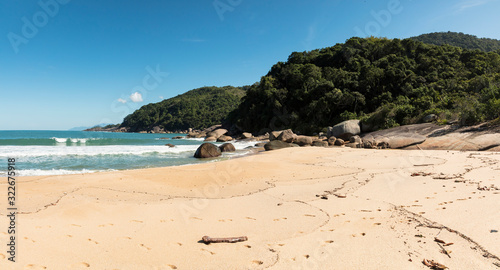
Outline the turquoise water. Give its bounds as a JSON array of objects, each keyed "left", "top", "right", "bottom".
[{"left": 0, "top": 131, "right": 255, "bottom": 176}]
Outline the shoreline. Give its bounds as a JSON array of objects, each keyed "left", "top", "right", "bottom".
[{"left": 1, "top": 147, "right": 499, "bottom": 269}]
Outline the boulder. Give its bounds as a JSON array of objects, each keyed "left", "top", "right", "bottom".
[
  {"left": 264, "top": 140, "right": 295, "bottom": 151},
  {"left": 207, "top": 128, "right": 228, "bottom": 139},
  {"left": 388, "top": 134, "right": 426, "bottom": 149},
  {"left": 194, "top": 143, "right": 222, "bottom": 158},
  {"left": 217, "top": 135, "right": 233, "bottom": 142},
  {"left": 204, "top": 137, "right": 216, "bottom": 142},
  {"left": 312, "top": 141, "right": 328, "bottom": 147},
  {"left": 241, "top": 132, "right": 253, "bottom": 139},
  {"left": 347, "top": 142, "right": 363, "bottom": 148},
  {"left": 328, "top": 120, "right": 361, "bottom": 140},
  {"left": 165, "top": 144, "right": 175, "bottom": 148},
  {"left": 295, "top": 136, "right": 313, "bottom": 146},
  {"left": 219, "top": 143, "right": 236, "bottom": 152},
  {"left": 277, "top": 129, "right": 296, "bottom": 143},
  {"left": 269, "top": 131, "right": 283, "bottom": 141},
  {"left": 423, "top": 114, "right": 438, "bottom": 123},
  {"left": 328, "top": 136, "right": 337, "bottom": 146},
  {"left": 334, "top": 138, "right": 345, "bottom": 146},
  {"left": 172, "top": 136, "right": 184, "bottom": 139},
  {"left": 159, "top": 137, "right": 170, "bottom": 140},
  {"left": 349, "top": 135, "right": 363, "bottom": 144},
  {"left": 202, "top": 124, "right": 222, "bottom": 134}
]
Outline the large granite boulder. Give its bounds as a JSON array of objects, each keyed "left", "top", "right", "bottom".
[
  {"left": 312, "top": 141, "right": 329, "bottom": 147},
  {"left": 217, "top": 135, "right": 233, "bottom": 142},
  {"left": 387, "top": 134, "right": 426, "bottom": 149},
  {"left": 295, "top": 136, "right": 313, "bottom": 146},
  {"left": 269, "top": 131, "right": 283, "bottom": 141},
  {"left": 207, "top": 128, "right": 228, "bottom": 139},
  {"left": 194, "top": 143, "right": 222, "bottom": 158},
  {"left": 241, "top": 132, "right": 253, "bottom": 139},
  {"left": 219, "top": 143, "right": 236, "bottom": 152},
  {"left": 204, "top": 137, "right": 216, "bottom": 142},
  {"left": 360, "top": 123, "right": 441, "bottom": 149},
  {"left": 277, "top": 129, "right": 296, "bottom": 143},
  {"left": 264, "top": 140, "right": 298, "bottom": 151},
  {"left": 328, "top": 120, "right": 361, "bottom": 140},
  {"left": 202, "top": 125, "right": 222, "bottom": 134}
]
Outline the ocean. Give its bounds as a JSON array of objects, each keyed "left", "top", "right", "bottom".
[{"left": 0, "top": 130, "right": 256, "bottom": 177}]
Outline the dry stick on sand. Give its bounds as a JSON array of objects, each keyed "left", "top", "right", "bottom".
[{"left": 202, "top": 236, "right": 248, "bottom": 244}]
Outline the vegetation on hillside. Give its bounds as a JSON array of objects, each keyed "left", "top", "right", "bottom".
[
  {"left": 231, "top": 37, "right": 500, "bottom": 134},
  {"left": 411, "top": 32, "right": 500, "bottom": 52},
  {"left": 120, "top": 86, "right": 247, "bottom": 131}
]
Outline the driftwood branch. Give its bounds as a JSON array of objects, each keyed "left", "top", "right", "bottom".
[{"left": 202, "top": 235, "right": 248, "bottom": 244}]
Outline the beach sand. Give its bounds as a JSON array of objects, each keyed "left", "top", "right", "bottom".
[{"left": 1, "top": 147, "right": 499, "bottom": 269}]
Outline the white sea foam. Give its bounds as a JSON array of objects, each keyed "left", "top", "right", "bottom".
[
  {"left": 53, "top": 137, "right": 91, "bottom": 143},
  {"left": 0, "top": 145, "right": 201, "bottom": 157}
]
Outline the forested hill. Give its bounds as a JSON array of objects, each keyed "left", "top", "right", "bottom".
[
  {"left": 231, "top": 37, "right": 500, "bottom": 134},
  {"left": 411, "top": 32, "right": 500, "bottom": 52},
  {"left": 120, "top": 86, "right": 247, "bottom": 132}
]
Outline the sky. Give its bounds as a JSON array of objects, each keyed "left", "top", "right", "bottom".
[{"left": 1, "top": 0, "right": 500, "bottom": 130}]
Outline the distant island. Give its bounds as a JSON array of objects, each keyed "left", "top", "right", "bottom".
[{"left": 101, "top": 32, "right": 500, "bottom": 135}]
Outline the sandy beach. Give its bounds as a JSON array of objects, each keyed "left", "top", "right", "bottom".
[{"left": 1, "top": 147, "right": 499, "bottom": 269}]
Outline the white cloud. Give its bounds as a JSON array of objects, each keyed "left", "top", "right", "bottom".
[
  {"left": 130, "top": 92, "right": 143, "bottom": 103},
  {"left": 117, "top": 98, "right": 127, "bottom": 104}
]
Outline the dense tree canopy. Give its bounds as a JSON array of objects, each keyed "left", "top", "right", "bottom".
[
  {"left": 121, "top": 86, "right": 247, "bottom": 131},
  {"left": 231, "top": 37, "right": 500, "bottom": 134},
  {"left": 412, "top": 32, "right": 500, "bottom": 52}
]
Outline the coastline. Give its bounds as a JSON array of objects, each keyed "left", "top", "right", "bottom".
[{"left": 1, "top": 147, "right": 499, "bottom": 269}]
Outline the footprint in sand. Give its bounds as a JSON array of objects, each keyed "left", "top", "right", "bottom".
[
  {"left": 67, "top": 235, "right": 73, "bottom": 238},
  {"left": 245, "top": 217, "right": 256, "bottom": 220},
  {"left": 87, "top": 239, "right": 99, "bottom": 244},
  {"left": 123, "top": 236, "right": 132, "bottom": 240},
  {"left": 304, "top": 214, "right": 316, "bottom": 217},
  {"left": 201, "top": 248, "right": 215, "bottom": 255},
  {"left": 176, "top": 242, "right": 183, "bottom": 246},
  {"left": 325, "top": 240, "right": 334, "bottom": 244},
  {"left": 0, "top": 253, "right": 5, "bottom": 259},
  {"left": 69, "top": 262, "right": 90, "bottom": 268},
  {"left": 139, "top": 244, "right": 151, "bottom": 251},
  {"left": 244, "top": 245, "right": 252, "bottom": 248},
  {"left": 24, "top": 264, "right": 47, "bottom": 269},
  {"left": 71, "top": 224, "right": 82, "bottom": 227},
  {"left": 166, "top": 265, "right": 177, "bottom": 269},
  {"left": 190, "top": 217, "right": 202, "bottom": 220},
  {"left": 130, "top": 220, "right": 143, "bottom": 223},
  {"left": 252, "top": 260, "right": 264, "bottom": 265},
  {"left": 304, "top": 255, "right": 310, "bottom": 259}
]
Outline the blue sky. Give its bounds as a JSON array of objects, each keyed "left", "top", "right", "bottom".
[{"left": 1, "top": 0, "right": 500, "bottom": 130}]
